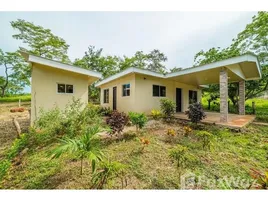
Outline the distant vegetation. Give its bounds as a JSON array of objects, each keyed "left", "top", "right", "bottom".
[
  {"left": 201, "top": 94, "right": 268, "bottom": 123},
  {"left": 0, "top": 94, "right": 31, "bottom": 103}
]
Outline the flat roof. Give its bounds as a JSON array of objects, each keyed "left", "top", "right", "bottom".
[
  {"left": 20, "top": 51, "right": 102, "bottom": 79},
  {"left": 96, "top": 54, "right": 261, "bottom": 87}
]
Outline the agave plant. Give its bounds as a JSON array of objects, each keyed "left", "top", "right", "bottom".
[{"left": 49, "top": 125, "right": 103, "bottom": 175}]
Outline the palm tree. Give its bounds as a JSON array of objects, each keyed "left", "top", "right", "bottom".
[{"left": 49, "top": 125, "right": 103, "bottom": 175}]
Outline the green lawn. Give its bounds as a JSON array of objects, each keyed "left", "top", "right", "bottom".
[
  {"left": 1, "top": 121, "right": 267, "bottom": 189},
  {"left": 0, "top": 94, "right": 31, "bottom": 103}
]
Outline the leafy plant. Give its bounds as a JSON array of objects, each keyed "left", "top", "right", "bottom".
[
  {"left": 91, "top": 159, "right": 127, "bottom": 189},
  {"left": 99, "top": 106, "right": 113, "bottom": 116},
  {"left": 183, "top": 126, "right": 192, "bottom": 137},
  {"left": 106, "top": 110, "right": 129, "bottom": 136},
  {"left": 128, "top": 112, "right": 148, "bottom": 132},
  {"left": 139, "top": 138, "right": 150, "bottom": 152},
  {"left": 49, "top": 125, "right": 103, "bottom": 175},
  {"left": 151, "top": 109, "right": 162, "bottom": 120},
  {"left": 195, "top": 131, "right": 213, "bottom": 150},
  {"left": 169, "top": 144, "right": 196, "bottom": 178},
  {"left": 167, "top": 129, "right": 176, "bottom": 136},
  {"left": 185, "top": 102, "right": 206, "bottom": 124},
  {"left": 160, "top": 98, "right": 176, "bottom": 122},
  {"left": 250, "top": 169, "right": 268, "bottom": 189}
]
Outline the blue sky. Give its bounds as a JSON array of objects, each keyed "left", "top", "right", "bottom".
[{"left": 0, "top": 11, "right": 256, "bottom": 92}]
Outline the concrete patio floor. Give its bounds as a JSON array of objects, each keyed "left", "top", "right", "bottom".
[{"left": 175, "top": 112, "right": 256, "bottom": 128}]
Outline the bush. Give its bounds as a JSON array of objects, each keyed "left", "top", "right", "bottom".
[
  {"left": 169, "top": 144, "right": 197, "bottom": 178},
  {"left": 185, "top": 102, "right": 206, "bottom": 124},
  {"left": 106, "top": 110, "right": 129, "bottom": 136},
  {"left": 99, "top": 107, "right": 113, "bottom": 116},
  {"left": 160, "top": 99, "right": 176, "bottom": 122},
  {"left": 195, "top": 131, "right": 213, "bottom": 150},
  {"left": 128, "top": 112, "right": 148, "bottom": 132},
  {"left": 91, "top": 159, "right": 127, "bottom": 189},
  {"left": 151, "top": 109, "right": 162, "bottom": 120},
  {"left": 34, "top": 99, "right": 102, "bottom": 138},
  {"left": 0, "top": 159, "right": 11, "bottom": 180}
]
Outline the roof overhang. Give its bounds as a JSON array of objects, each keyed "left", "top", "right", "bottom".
[
  {"left": 96, "top": 54, "right": 262, "bottom": 87},
  {"left": 166, "top": 54, "right": 261, "bottom": 86},
  {"left": 20, "top": 51, "right": 102, "bottom": 84}
]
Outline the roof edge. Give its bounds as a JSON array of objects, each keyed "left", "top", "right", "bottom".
[{"left": 20, "top": 51, "right": 102, "bottom": 79}]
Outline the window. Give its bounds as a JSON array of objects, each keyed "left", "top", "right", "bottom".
[
  {"left": 189, "top": 90, "right": 197, "bottom": 104},
  {"left": 57, "top": 83, "right": 74, "bottom": 94},
  {"left": 153, "top": 85, "right": 166, "bottom": 97},
  {"left": 57, "top": 84, "right": 65, "bottom": 93},
  {"left": 104, "top": 89, "right": 109, "bottom": 103},
  {"left": 122, "top": 84, "right": 130, "bottom": 96},
  {"left": 66, "top": 85, "right": 74, "bottom": 93}
]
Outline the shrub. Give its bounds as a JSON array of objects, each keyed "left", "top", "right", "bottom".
[
  {"left": 169, "top": 144, "right": 196, "bottom": 178},
  {"left": 151, "top": 109, "right": 162, "bottom": 120},
  {"left": 195, "top": 131, "right": 213, "bottom": 150},
  {"left": 167, "top": 129, "right": 176, "bottom": 136},
  {"left": 106, "top": 110, "right": 129, "bottom": 136},
  {"left": 139, "top": 138, "right": 150, "bottom": 152},
  {"left": 35, "top": 98, "right": 102, "bottom": 138},
  {"left": 99, "top": 107, "right": 113, "bottom": 116},
  {"left": 0, "top": 159, "right": 11, "bottom": 180},
  {"left": 185, "top": 102, "right": 206, "bottom": 124},
  {"left": 91, "top": 159, "right": 127, "bottom": 189},
  {"left": 160, "top": 99, "right": 176, "bottom": 122},
  {"left": 250, "top": 169, "right": 268, "bottom": 189},
  {"left": 128, "top": 112, "right": 148, "bottom": 132},
  {"left": 49, "top": 125, "right": 103, "bottom": 175},
  {"left": 183, "top": 126, "right": 192, "bottom": 137}
]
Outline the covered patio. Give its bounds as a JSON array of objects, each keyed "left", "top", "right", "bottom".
[
  {"left": 166, "top": 54, "right": 262, "bottom": 127},
  {"left": 174, "top": 112, "right": 256, "bottom": 128}
]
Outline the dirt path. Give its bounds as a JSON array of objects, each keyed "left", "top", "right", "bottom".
[{"left": 0, "top": 102, "right": 31, "bottom": 156}]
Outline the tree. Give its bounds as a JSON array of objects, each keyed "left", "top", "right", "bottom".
[
  {"left": 50, "top": 125, "right": 103, "bottom": 175},
  {"left": 11, "top": 19, "right": 70, "bottom": 63},
  {"left": 169, "top": 67, "right": 183, "bottom": 73},
  {"left": 147, "top": 49, "right": 167, "bottom": 73},
  {"left": 194, "top": 12, "right": 268, "bottom": 108},
  {"left": 0, "top": 49, "right": 30, "bottom": 97},
  {"left": 74, "top": 46, "right": 120, "bottom": 102}
]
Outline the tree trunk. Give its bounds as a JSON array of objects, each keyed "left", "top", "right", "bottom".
[{"left": 208, "top": 100, "right": 211, "bottom": 110}]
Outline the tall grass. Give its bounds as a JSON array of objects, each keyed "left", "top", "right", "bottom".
[{"left": 0, "top": 94, "right": 31, "bottom": 103}]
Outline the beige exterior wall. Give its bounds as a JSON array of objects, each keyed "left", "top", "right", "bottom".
[
  {"left": 31, "top": 63, "right": 89, "bottom": 124},
  {"left": 99, "top": 73, "right": 201, "bottom": 114},
  {"left": 100, "top": 73, "right": 136, "bottom": 113}
]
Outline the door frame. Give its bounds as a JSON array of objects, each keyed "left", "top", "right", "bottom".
[
  {"left": 176, "top": 88, "right": 182, "bottom": 112},
  {"left": 113, "top": 86, "right": 117, "bottom": 110}
]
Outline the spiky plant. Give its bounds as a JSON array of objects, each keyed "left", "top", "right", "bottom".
[
  {"left": 91, "top": 159, "right": 127, "bottom": 189},
  {"left": 49, "top": 125, "right": 103, "bottom": 175}
]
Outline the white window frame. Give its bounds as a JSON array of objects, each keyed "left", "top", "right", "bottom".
[
  {"left": 103, "top": 89, "right": 109, "bottom": 103},
  {"left": 122, "top": 83, "right": 131, "bottom": 97}
]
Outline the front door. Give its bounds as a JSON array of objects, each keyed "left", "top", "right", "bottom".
[
  {"left": 176, "top": 88, "right": 182, "bottom": 112},
  {"left": 113, "top": 86, "right": 117, "bottom": 110}
]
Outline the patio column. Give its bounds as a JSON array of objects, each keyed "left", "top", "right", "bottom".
[
  {"left": 220, "top": 68, "right": 228, "bottom": 123},
  {"left": 238, "top": 80, "right": 245, "bottom": 115}
]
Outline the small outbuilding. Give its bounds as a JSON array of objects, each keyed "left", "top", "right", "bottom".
[{"left": 21, "top": 52, "right": 102, "bottom": 124}]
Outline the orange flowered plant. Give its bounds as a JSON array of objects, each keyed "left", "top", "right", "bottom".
[
  {"left": 249, "top": 168, "right": 268, "bottom": 189},
  {"left": 183, "top": 126, "right": 192, "bottom": 137},
  {"left": 167, "top": 129, "right": 176, "bottom": 137},
  {"left": 139, "top": 138, "right": 150, "bottom": 152}
]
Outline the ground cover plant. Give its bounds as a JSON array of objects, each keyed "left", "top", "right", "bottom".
[{"left": 1, "top": 113, "right": 267, "bottom": 189}]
